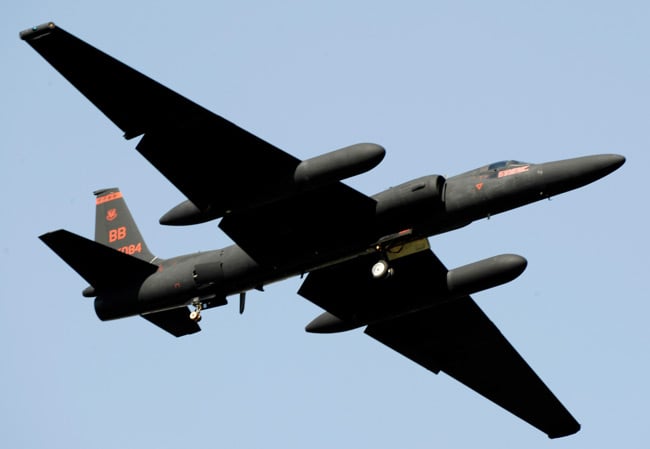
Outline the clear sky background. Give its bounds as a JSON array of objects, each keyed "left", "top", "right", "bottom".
[{"left": 2, "top": 1, "right": 648, "bottom": 448}]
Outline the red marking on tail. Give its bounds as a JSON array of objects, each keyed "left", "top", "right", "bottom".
[{"left": 96, "top": 191, "right": 123, "bottom": 205}]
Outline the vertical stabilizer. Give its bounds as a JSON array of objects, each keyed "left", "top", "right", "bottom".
[{"left": 94, "top": 188, "right": 155, "bottom": 262}]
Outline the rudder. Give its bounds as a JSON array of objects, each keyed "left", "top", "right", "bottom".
[{"left": 94, "top": 188, "right": 155, "bottom": 262}]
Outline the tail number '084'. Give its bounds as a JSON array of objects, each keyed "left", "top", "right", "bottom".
[{"left": 118, "top": 243, "right": 143, "bottom": 255}]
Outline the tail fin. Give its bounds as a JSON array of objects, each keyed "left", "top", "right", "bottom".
[
  {"left": 40, "top": 189, "right": 200, "bottom": 337},
  {"left": 94, "top": 188, "right": 156, "bottom": 262}
]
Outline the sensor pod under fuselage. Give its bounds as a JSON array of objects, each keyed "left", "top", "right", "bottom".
[{"left": 305, "top": 253, "right": 527, "bottom": 333}]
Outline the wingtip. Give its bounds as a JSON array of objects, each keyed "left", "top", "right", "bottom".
[
  {"left": 19, "top": 22, "right": 56, "bottom": 41},
  {"left": 547, "top": 422, "right": 581, "bottom": 439}
]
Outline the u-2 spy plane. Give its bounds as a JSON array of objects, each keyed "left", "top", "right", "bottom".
[{"left": 22, "top": 22, "right": 624, "bottom": 439}]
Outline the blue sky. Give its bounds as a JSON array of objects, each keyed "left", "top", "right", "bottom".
[{"left": 3, "top": 1, "right": 648, "bottom": 448}]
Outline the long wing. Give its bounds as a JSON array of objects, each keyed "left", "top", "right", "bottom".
[
  {"left": 20, "top": 22, "right": 297, "bottom": 217},
  {"left": 298, "top": 249, "right": 580, "bottom": 438},
  {"left": 22, "top": 22, "right": 376, "bottom": 266}
]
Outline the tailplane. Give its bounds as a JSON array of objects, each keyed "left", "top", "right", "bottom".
[
  {"left": 39, "top": 229, "right": 199, "bottom": 336},
  {"left": 39, "top": 229, "right": 159, "bottom": 289},
  {"left": 40, "top": 187, "right": 159, "bottom": 287},
  {"left": 94, "top": 188, "right": 156, "bottom": 262},
  {"left": 39, "top": 189, "right": 200, "bottom": 336}
]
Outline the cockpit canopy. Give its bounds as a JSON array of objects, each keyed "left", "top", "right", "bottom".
[
  {"left": 486, "top": 160, "right": 528, "bottom": 171},
  {"left": 453, "top": 160, "right": 531, "bottom": 179}
]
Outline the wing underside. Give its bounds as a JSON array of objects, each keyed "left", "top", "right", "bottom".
[
  {"left": 21, "top": 23, "right": 299, "bottom": 215},
  {"left": 299, "top": 249, "right": 580, "bottom": 438},
  {"left": 23, "top": 22, "right": 376, "bottom": 267}
]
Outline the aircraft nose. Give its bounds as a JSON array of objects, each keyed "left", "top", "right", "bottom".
[
  {"left": 539, "top": 154, "right": 625, "bottom": 196},
  {"left": 573, "top": 154, "right": 625, "bottom": 176}
]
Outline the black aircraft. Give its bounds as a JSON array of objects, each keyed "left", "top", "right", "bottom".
[{"left": 22, "top": 22, "right": 624, "bottom": 439}]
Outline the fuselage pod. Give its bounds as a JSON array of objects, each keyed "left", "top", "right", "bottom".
[
  {"left": 293, "top": 143, "right": 385, "bottom": 186},
  {"left": 159, "top": 143, "right": 386, "bottom": 226},
  {"left": 305, "top": 253, "right": 527, "bottom": 333}
]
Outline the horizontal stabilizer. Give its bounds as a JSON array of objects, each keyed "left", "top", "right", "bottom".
[
  {"left": 141, "top": 307, "right": 200, "bottom": 337},
  {"left": 39, "top": 229, "right": 158, "bottom": 288}
]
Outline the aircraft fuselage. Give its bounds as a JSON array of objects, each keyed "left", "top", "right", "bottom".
[{"left": 94, "top": 153, "right": 623, "bottom": 322}]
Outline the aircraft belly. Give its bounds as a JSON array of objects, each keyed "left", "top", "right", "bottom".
[
  {"left": 298, "top": 249, "right": 448, "bottom": 326},
  {"left": 219, "top": 182, "right": 377, "bottom": 269}
]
